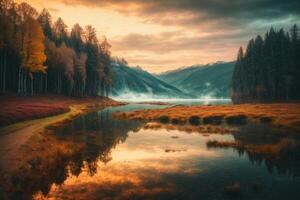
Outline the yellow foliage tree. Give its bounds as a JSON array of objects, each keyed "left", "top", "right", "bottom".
[
  {"left": 22, "top": 17, "right": 47, "bottom": 74},
  {"left": 21, "top": 17, "right": 47, "bottom": 95}
]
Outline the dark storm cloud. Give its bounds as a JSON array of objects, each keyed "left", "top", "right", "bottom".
[{"left": 59, "top": 0, "right": 300, "bottom": 28}]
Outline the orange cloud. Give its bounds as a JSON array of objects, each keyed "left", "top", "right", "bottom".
[{"left": 25, "top": 0, "right": 300, "bottom": 73}]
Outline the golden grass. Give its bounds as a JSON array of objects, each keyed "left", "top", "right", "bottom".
[
  {"left": 114, "top": 103, "right": 300, "bottom": 131},
  {"left": 143, "top": 122, "right": 234, "bottom": 134}
]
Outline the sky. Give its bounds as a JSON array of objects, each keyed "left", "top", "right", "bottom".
[{"left": 25, "top": 0, "right": 300, "bottom": 73}]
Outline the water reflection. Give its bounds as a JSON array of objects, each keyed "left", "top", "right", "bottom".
[
  {"left": 208, "top": 124, "right": 300, "bottom": 177},
  {"left": 23, "top": 104, "right": 300, "bottom": 199}
]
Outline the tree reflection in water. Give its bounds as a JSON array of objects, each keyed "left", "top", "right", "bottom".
[
  {"left": 6, "top": 107, "right": 144, "bottom": 200},
  {"left": 207, "top": 124, "right": 300, "bottom": 177},
  {"left": 57, "top": 108, "right": 144, "bottom": 177}
]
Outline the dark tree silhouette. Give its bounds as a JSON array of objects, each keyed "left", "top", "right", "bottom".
[{"left": 232, "top": 25, "right": 300, "bottom": 103}]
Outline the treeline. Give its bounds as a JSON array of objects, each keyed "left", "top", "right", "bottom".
[
  {"left": 0, "top": 0, "right": 112, "bottom": 96},
  {"left": 232, "top": 25, "right": 300, "bottom": 103}
]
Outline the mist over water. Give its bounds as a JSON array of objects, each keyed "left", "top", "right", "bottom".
[{"left": 111, "top": 92, "right": 231, "bottom": 105}]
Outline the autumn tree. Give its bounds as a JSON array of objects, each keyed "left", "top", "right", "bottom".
[
  {"left": 20, "top": 17, "right": 47, "bottom": 95},
  {"left": 1, "top": 0, "right": 115, "bottom": 97}
]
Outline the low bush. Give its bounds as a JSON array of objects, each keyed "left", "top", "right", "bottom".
[
  {"left": 225, "top": 115, "right": 247, "bottom": 125},
  {"left": 189, "top": 116, "right": 200, "bottom": 125},
  {"left": 203, "top": 116, "right": 223, "bottom": 125},
  {"left": 260, "top": 116, "right": 272, "bottom": 123},
  {"left": 157, "top": 115, "right": 170, "bottom": 124}
]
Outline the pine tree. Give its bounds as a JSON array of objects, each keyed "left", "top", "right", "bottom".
[
  {"left": 37, "top": 8, "right": 53, "bottom": 40},
  {"left": 232, "top": 25, "right": 300, "bottom": 103},
  {"left": 70, "top": 23, "right": 84, "bottom": 54},
  {"left": 53, "top": 17, "right": 68, "bottom": 46},
  {"left": 231, "top": 47, "right": 243, "bottom": 103}
]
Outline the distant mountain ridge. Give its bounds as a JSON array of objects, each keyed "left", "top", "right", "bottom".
[
  {"left": 110, "top": 62, "right": 193, "bottom": 99},
  {"left": 157, "top": 61, "right": 235, "bottom": 98}
]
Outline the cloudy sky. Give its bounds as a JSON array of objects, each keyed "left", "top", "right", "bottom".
[{"left": 26, "top": 0, "right": 300, "bottom": 73}]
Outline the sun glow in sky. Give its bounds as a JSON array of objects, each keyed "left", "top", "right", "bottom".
[{"left": 24, "top": 0, "right": 300, "bottom": 73}]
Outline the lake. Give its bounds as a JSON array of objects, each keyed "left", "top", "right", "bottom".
[{"left": 29, "top": 103, "right": 300, "bottom": 200}]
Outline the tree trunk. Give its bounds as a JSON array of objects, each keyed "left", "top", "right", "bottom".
[
  {"left": 31, "top": 77, "right": 33, "bottom": 96},
  {"left": 0, "top": 51, "right": 3, "bottom": 92},
  {"left": 3, "top": 50, "right": 7, "bottom": 93},
  {"left": 18, "top": 67, "right": 22, "bottom": 95},
  {"left": 24, "top": 70, "right": 27, "bottom": 96},
  {"left": 45, "top": 73, "right": 47, "bottom": 93}
]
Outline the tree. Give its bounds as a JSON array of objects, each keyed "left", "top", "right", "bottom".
[
  {"left": 20, "top": 17, "right": 47, "bottom": 95},
  {"left": 37, "top": 8, "right": 53, "bottom": 40},
  {"left": 0, "top": 0, "right": 14, "bottom": 92},
  {"left": 70, "top": 23, "right": 84, "bottom": 54},
  {"left": 290, "top": 24, "right": 300, "bottom": 98},
  {"left": 253, "top": 35, "right": 266, "bottom": 100},
  {"left": 0, "top": 0, "right": 115, "bottom": 97},
  {"left": 85, "top": 25, "right": 100, "bottom": 96},
  {"left": 231, "top": 47, "right": 243, "bottom": 103},
  {"left": 74, "top": 53, "right": 87, "bottom": 96},
  {"left": 17, "top": 2, "right": 41, "bottom": 95},
  {"left": 53, "top": 17, "right": 68, "bottom": 46},
  {"left": 231, "top": 24, "right": 300, "bottom": 103},
  {"left": 99, "top": 37, "right": 112, "bottom": 96}
]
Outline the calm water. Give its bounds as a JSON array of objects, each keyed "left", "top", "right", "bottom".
[{"left": 29, "top": 103, "right": 300, "bottom": 200}]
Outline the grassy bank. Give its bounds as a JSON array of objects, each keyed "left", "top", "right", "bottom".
[
  {"left": 114, "top": 103, "right": 300, "bottom": 131},
  {"left": 0, "top": 93, "right": 124, "bottom": 128}
]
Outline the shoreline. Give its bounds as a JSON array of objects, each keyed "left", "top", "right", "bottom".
[
  {"left": 0, "top": 93, "right": 125, "bottom": 128},
  {"left": 0, "top": 95, "right": 125, "bottom": 199}
]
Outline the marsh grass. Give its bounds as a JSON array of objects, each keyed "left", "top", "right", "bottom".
[{"left": 114, "top": 103, "right": 300, "bottom": 131}]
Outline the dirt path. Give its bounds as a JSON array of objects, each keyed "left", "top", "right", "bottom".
[
  {"left": 0, "top": 105, "right": 81, "bottom": 172},
  {"left": 0, "top": 99, "right": 124, "bottom": 173},
  {"left": 0, "top": 123, "right": 43, "bottom": 170}
]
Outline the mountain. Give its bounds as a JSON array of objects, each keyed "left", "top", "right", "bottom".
[
  {"left": 157, "top": 61, "right": 235, "bottom": 98},
  {"left": 110, "top": 62, "right": 193, "bottom": 99}
]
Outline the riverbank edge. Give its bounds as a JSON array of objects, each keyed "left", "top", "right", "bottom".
[
  {"left": 0, "top": 97, "right": 126, "bottom": 199},
  {"left": 0, "top": 96, "right": 126, "bottom": 135},
  {"left": 113, "top": 103, "right": 300, "bottom": 132}
]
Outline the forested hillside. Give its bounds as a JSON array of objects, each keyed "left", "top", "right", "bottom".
[
  {"left": 158, "top": 62, "right": 235, "bottom": 98},
  {"left": 0, "top": 0, "right": 112, "bottom": 97},
  {"left": 232, "top": 25, "right": 300, "bottom": 103},
  {"left": 110, "top": 58, "right": 193, "bottom": 99}
]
